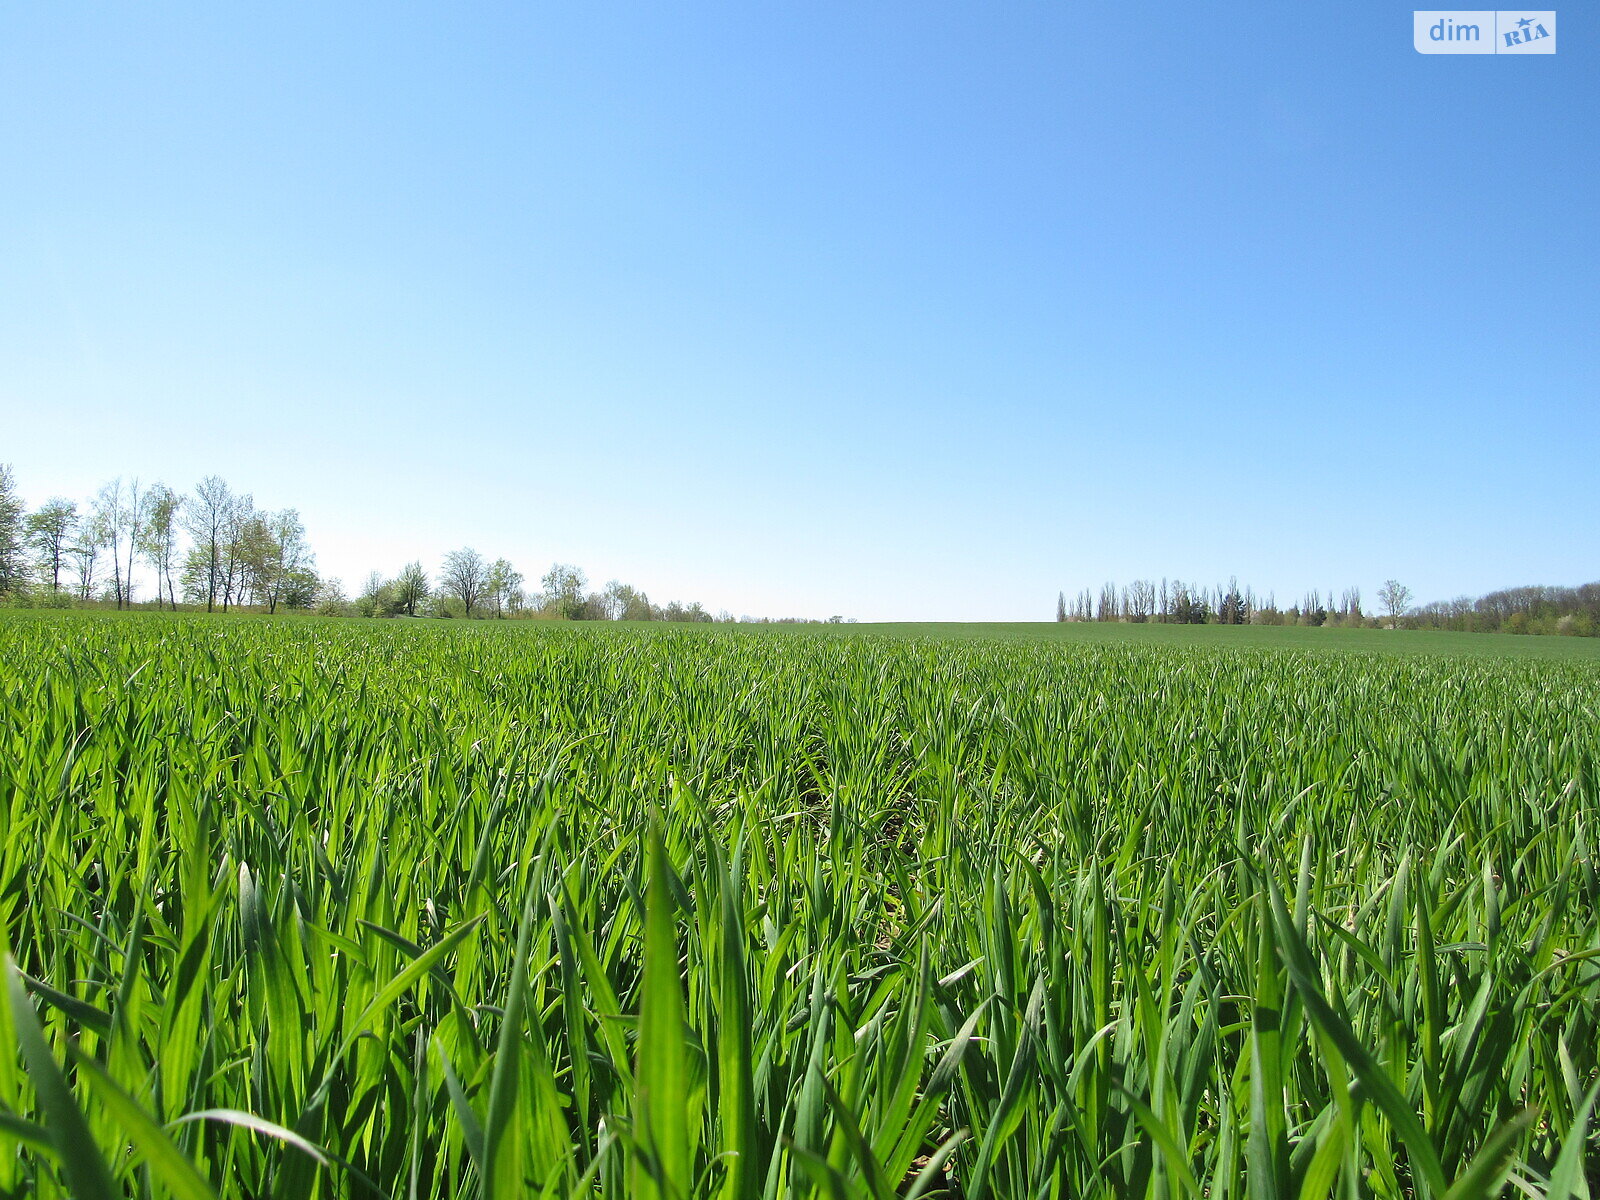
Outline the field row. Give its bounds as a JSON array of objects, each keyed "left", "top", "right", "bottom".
[{"left": 1, "top": 614, "right": 1597, "bottom": 1198}]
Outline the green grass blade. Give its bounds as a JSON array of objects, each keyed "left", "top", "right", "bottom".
[
  {"left": 635, "top": 822, "right": 693, "bottom": 1200},
  {"left": 68, "top": 1046, "right": 220, "bottom": 1200},
  {"left": 4, "top": 955, "right": 120, "bottom": 1200}
]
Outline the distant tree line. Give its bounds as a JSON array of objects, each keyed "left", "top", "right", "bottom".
[
  {"left": 0, "top": 464, "right": 838, "bottom": 624},
  {"left": 1056, "top": 578, "right": 1368, "bottom": 627},
  {"left": 1055, "top": 575, "right": 1597, "bottom": 636},
  {"left": 1408, "top": 583, "right": 1600, "bottom": 637},
  {"left": 342, "top": 556, "right": 752, "bottom": 623}
]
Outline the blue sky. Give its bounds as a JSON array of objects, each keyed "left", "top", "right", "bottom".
[{"left": 2, "top": 3, "right": 1593, "bottom": 620}]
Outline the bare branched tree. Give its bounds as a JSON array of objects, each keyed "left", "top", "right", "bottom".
[
  {"left": 93, "top": 477, "right": 148, "bottom": 608},
  {"left": 1379, "top": 579, "right": 1412, "bottom": 626},
  {"left": 440, "top": 548, "right": 488, "bottom": 616},
  {"left": 183, "top": 476, "right": 236, "bottom": 612}
]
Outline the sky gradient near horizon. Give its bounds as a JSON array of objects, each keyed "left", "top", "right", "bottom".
[{"left": 3, "top": 3, "right": 1595, "bottom": 620}]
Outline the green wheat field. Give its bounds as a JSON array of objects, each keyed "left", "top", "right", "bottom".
[{"left": 2, "top": 612, "right": 1597, "bottom": 1199}]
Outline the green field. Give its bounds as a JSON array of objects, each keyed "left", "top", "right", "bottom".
[
  {"left": 752, "top": 621, "right": 1600, "bottom": 660},
  {"left": 2, "top": 612, "right": 1597, "bottom": 1199}
]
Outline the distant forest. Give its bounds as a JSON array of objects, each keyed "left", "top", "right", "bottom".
[
  {"left": 2, "top": 464, "right": 1590, "bottom": 632},
  {"left": 0, "top": 464, "right": 842, "bottom": 624},
  {"left": 1057, "top": 577, "right": 1600, "bottom": 637}
]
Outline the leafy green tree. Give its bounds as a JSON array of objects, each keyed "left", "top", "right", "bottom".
[
  {"left": 278, "top": 564, "right": 320, "bottom": 609},
  {"left": 605, "top": 579, "right": 654, "bottom": 620},
  {"left": 486, "top": 558, "right": 522, "bottom": 618},
  {"left": 314, "top": 576, "right": 352, "bottom": 616},
  {"left": 216, "top": 493, "right": 259, "bottom": 611},
  {"left": 394, "top": 561, "right": 430, "bottom": 616},
  {"left": 68, "top": 510, "right": 106, "bottom": 600},
  {"left": 25, "top": 497, "right": 76, "bottom": 593},
  {"left": 355, "top": 571, "right": 400, "bottom": 618},
  {"left": 540, "top": 562, "right": 587, "bottom": 620},
  {"left": 138, "top": 485, "right": 181, "bottom": 609},
  {"left": 229, "top": 510, "right": 277, "bottom": 607},
  {"left": 260, "top": 509, "right": 313, "bottom": 614}
]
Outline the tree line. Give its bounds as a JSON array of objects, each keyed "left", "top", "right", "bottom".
[
  {"left": 0, "top": 464, "right": 838, "bottom": 624},
  {"left": 1055, "top": 579, "right": 1381, "bottom": 627},
  {"left": 1056, "top": 575, "right": 1599, "bottom": 636},
  {"left": 1408, "top": 582, "right": 1600, "bottom": 637},
  {"left": 0, "top": 469, "right": 314, "bottom": 614}
]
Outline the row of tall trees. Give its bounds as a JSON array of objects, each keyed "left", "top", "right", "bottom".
[
  {"left": 0, "top": 464, "right": 769, "bottom": 622},
  {"left": 1055, "top": 578, "right": 1372, "bottom": 626},
  {"left": 1056, "top": 575, "right": 1596, "bottom": 636},
  {"left": 0, "top": 467, "right": 315, "bottom": 613}
]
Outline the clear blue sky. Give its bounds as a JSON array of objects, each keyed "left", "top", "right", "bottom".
[{"left": 3, "top": 3, "right": 1594, "bottom": 620}]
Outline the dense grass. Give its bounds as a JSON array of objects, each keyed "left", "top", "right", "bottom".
[
  {"left": 1, "top": 612, "right": 1597, "bottom": 1198},
  {"left": 791, "top": 621, "right": 1600, "bottom": 660}
]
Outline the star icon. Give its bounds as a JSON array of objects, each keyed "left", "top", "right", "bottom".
[{"left": 1517, "top": 16, "right": 1533, "bottom": 28}]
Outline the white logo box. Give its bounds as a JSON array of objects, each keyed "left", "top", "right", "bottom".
[{"left": 1414, "top": 10, "right": 1556, "bottom": 53}]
